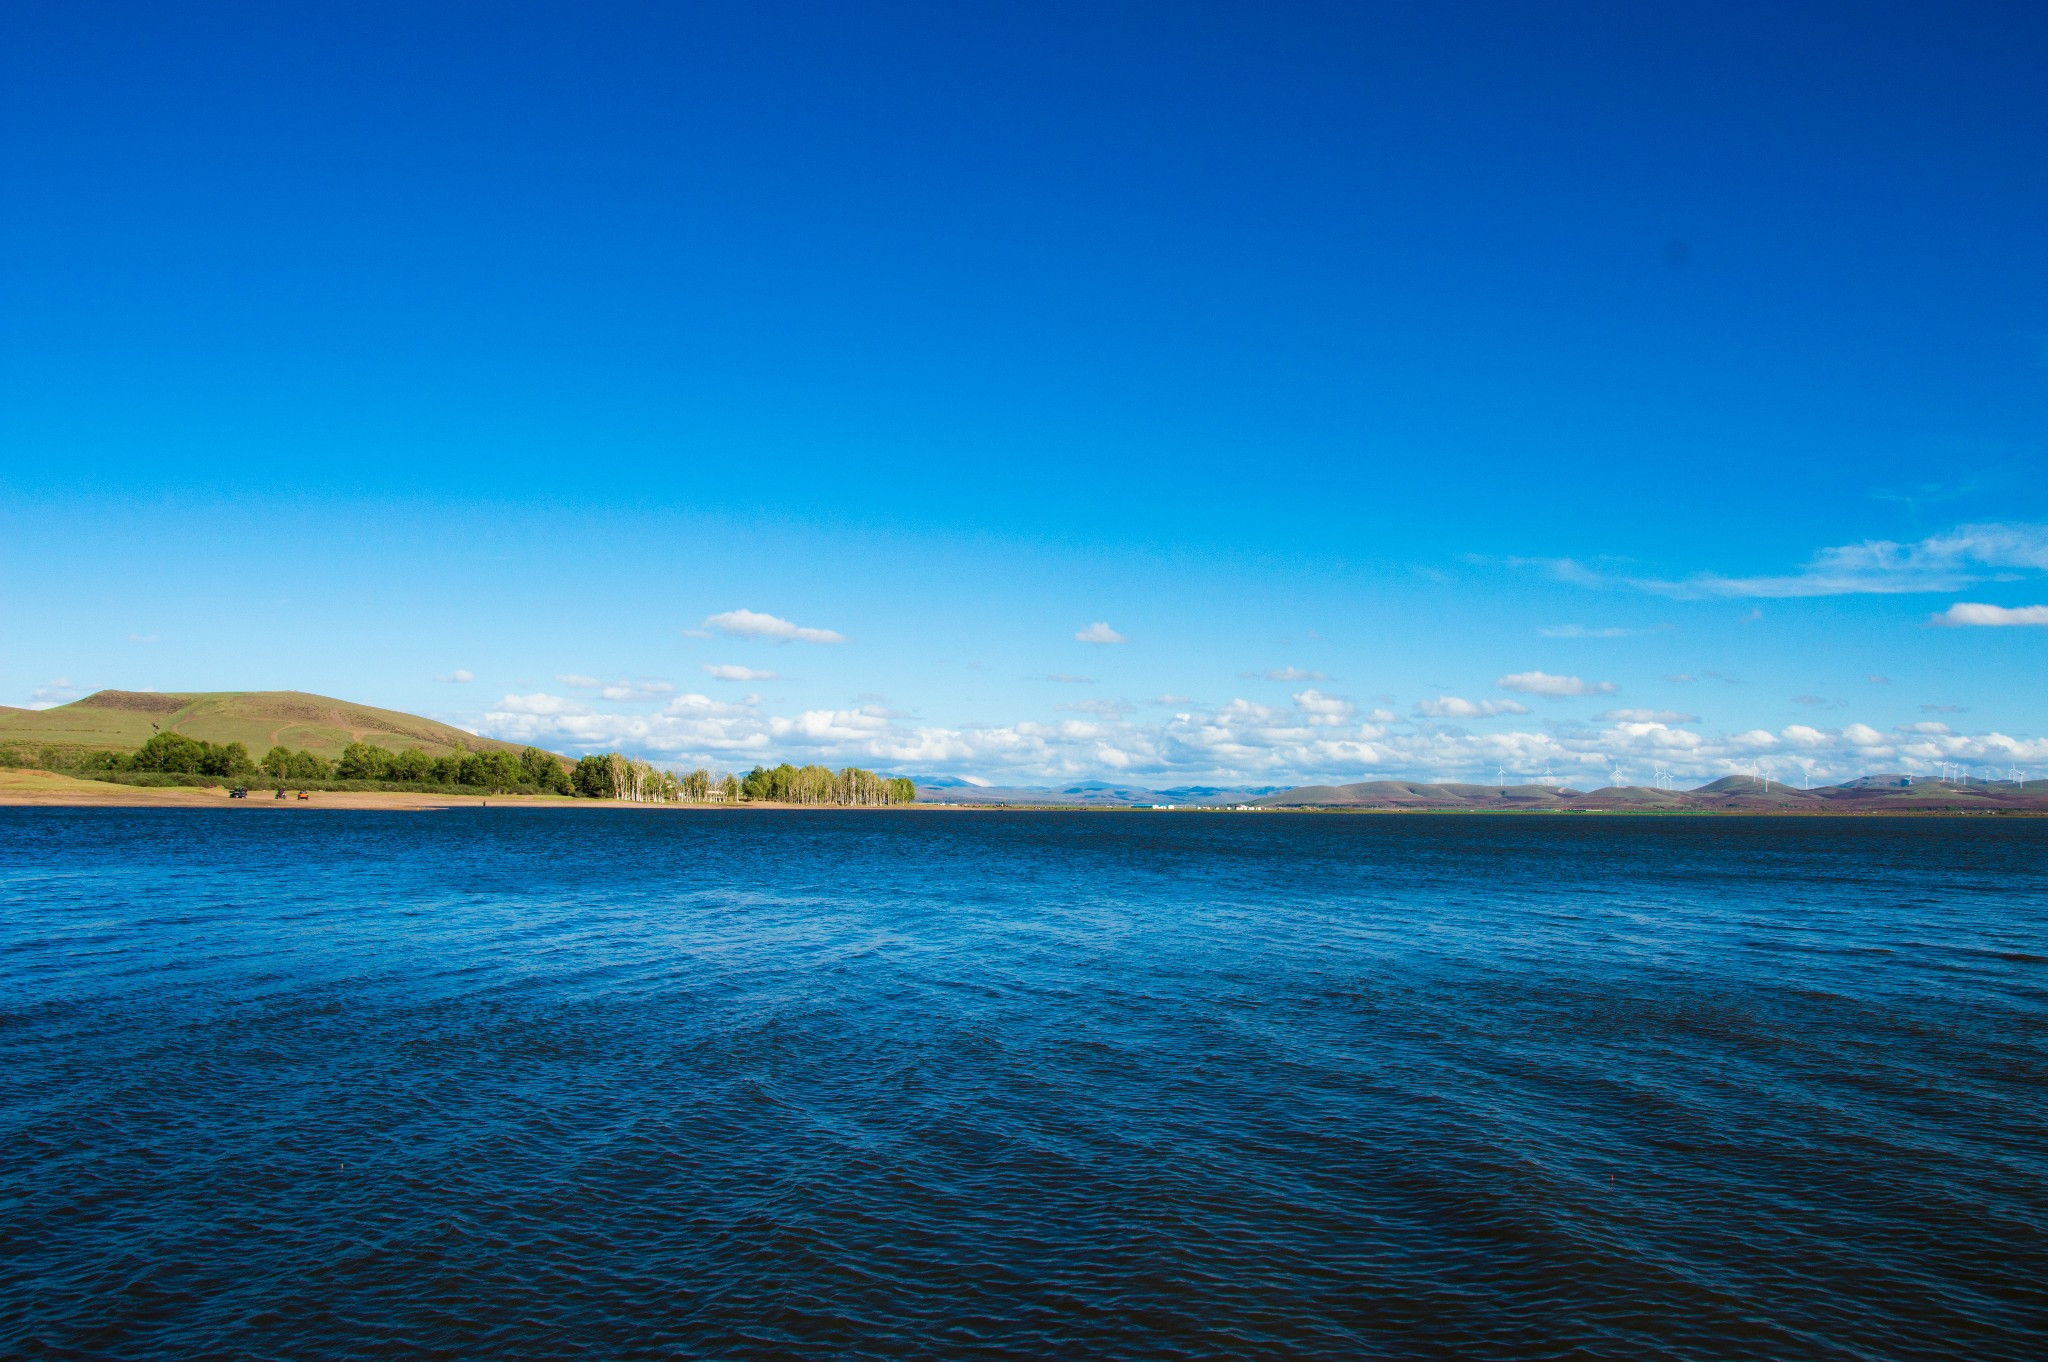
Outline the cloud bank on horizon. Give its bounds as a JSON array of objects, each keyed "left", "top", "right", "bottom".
[
  {"left": 463, "top": 512, "right": 2048, "bottom": 788},
  {"left": 480, "top": 680, "right": 2048, "bottom": 788}
]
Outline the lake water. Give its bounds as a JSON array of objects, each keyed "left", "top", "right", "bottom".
[{"left": 2, "top": 808, "right": 2044, "bottom": 1359}]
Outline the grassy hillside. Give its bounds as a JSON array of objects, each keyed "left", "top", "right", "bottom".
[{"left": 0, "top": 690, "right": 534, "bottom": 762}]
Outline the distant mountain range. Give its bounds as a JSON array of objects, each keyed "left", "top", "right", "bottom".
[{"left": 914, "top": 774, "right": 2048, "bottom": 813}]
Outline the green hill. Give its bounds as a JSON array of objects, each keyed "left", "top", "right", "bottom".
[{"left": 0, "top": 690, "right": 536, "bottom": 762}]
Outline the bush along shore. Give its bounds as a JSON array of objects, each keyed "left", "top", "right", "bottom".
[{"left": 0, "top": 734, "right": 917, "bottom": 804}]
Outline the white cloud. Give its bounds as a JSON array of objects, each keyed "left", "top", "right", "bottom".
[
  {"left": 556, "top": 674, "right": 675, "bottom": 700},
  {"left": 1898, "top": 722, "right": 1951, "bottom": 735},
  {"left": 1415, "top": 696, "right": 1531, "bottom": 718},
  {"left": 434, "top": 669, "right": 475, "bottom": 684},
  {"left": 26, "top": 677, "right": 77, "bottom": 709},
  {"left": 1060, "top": 698, "right": 1136, "bottom": 716},
  {"left": 1844, "top": 723, "right": 1888, "bottom": 747},
  {"left": 705, "top": 608, "right": 848, "bottom": 644},
  {"left": 704, "top": 664, "right": 778, "bottom": 681},
  {"left": 1254, "top": 666, "right": 1326, "bottom": 681},
  {"left": 1602, "top": 708, "right": 1699, "bottom": 723},
  {"left": 1075, "top": 621, "right": 1126, "bottom": 644},
  {"left": 495, "top": 692, "right": 592, "bottom": 717},
  {"left": 1496, "top": 671, "right": 1616, "bottom": 697},
  {"left": 1556, "top": 522, "right": 2048, "bottom": 599},
  {"left": 1293, "top": 689, "right": 1355, "bottom": 727},
  {"left": 601, "top": 680, "right": 675, "bottom": 701},
  {"left": 1931, "top": 602, "right": 2048, "bottom": 627}
]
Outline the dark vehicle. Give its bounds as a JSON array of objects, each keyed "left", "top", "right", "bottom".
[{"left": 229, "top": 787, "right": 249, "bottom": 799}]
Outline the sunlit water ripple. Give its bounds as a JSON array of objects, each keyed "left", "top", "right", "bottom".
[{"left": 2, "top": 808, "right": 2044, "bottom": 1359}]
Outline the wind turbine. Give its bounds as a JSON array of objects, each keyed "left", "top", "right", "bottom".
[
  {"left": 1496, "top": 763, "right": 1507, "bottom": 788},
  {"left": 1610, "top": 760, "right": 1625, "bottom": 789}
]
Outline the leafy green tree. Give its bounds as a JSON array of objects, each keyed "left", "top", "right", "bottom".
[
  {"left": 572, "top": 754, "right": 614, "bottom": 798},
  {"left": 788, "top": 764, "right": 834, "bottom": 803},
  {"left": 388, "top": 747, "right": 434, "bottom": 781},
  {"left": 125, "top": 734, "right": 254, "bottom": 778},
  {"left": 130, "top": 732, "right": 208, "bottom": 773},
  {"left": 334, "top": 742, "right": 393, "bottom": 780},
  {"left": 288, "top": 749, "right": 332, "bottom": 780},
  {"left": 519, "top": 746, "right": 569, "bottom": 793},
  {"left": 482, "top": 750, "right": 522, "bottom": 790},
  {"left": 887, "top": 777, "right": 917, "bottom": 804}
]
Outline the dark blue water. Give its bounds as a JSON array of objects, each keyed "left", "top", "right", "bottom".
[{"left": 2, "top": 809, "right": 2044, "bottom": 1360}]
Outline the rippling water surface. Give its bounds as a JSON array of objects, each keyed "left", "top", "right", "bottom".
[{"left": 2, "top": 808, "right": 2045, "bottom": 1359}]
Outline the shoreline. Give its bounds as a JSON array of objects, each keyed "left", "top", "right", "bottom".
[
  {"left": 0, "top": 769, "right": 926, "bottom": 811},
  {"left": 0, "top": 772, "right": 2038, "bottom": 816}
]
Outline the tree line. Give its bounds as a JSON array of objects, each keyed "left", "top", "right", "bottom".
[
  {"left": 569, "top": 756, "right": 915, "bottom": 804},
  {"left": 69, "top": 733, "right": 574, "bottom": 793},
  {"left": 6, "top": 731, "right": 919, "bottom": 803}
]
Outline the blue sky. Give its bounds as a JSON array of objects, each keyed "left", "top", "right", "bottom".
[{"left": 4, "top": 1, "right": 2046, "bottom": 786}]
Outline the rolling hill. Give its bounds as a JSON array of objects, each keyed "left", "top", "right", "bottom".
[
  {"left": 908, "top": 773, "right": 2048, "bottom": 812},
  {"left": 1250, "top": 775, "right": 2048, "bottom": 813},
  {"left": 0, "top": 690, "right": 539, "bottom": 762}
]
